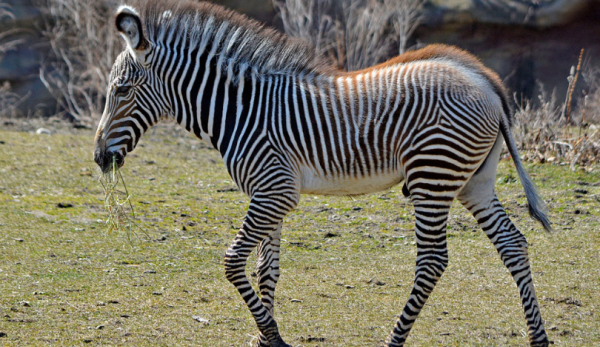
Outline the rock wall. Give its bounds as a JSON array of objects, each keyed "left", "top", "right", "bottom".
[{"left": 421, "top": 0, "right": 600, "bottom": 103}]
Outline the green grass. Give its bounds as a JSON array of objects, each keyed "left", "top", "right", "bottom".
[{"left": 0, "top": 126, "right": 599, "bottom": 346}]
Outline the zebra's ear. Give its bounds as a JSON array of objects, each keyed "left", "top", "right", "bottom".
[{"left": 115, "top": 6, "right": 149, "bottom": 53}]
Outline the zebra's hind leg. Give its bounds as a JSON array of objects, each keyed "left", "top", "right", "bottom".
[
  {"left": 458, "top": 192, "right": 549, "bottom": 346},
  {"left": 385, "top": 196, "right": 452, "bottom": 346},
  {"left": 255, "top": 223, "right": 283, "bottom": 347},
  {"left": 225, "top": 190, "right": 298, "bottom": 347},
  {"left": 457, "top": 151, "right": 549, "bottom": 346}
]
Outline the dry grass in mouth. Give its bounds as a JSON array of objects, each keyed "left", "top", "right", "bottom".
[{"left": 99, "top": 156, "right": 143, "bottom": 242}]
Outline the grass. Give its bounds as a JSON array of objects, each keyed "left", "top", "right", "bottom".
[
  {"left": 99, "top": 156, "right": 142, "bottom": 242},
  {"left": 0, "top": 125, "right": 599, "bottom": 346}
]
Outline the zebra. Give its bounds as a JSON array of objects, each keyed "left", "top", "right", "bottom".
[{"left": 93, "top": 1, "right": 552, "bottom": 346}]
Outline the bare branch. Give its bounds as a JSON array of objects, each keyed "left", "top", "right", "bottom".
[{"left": 37, "top": 0, "right": 121, "bottom": 124}]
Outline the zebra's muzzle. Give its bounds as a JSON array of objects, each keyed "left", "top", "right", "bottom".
[{"left": 94, "top": 149, "right": 124, "bottom": 174}]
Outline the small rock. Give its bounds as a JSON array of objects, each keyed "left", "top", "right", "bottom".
[
  {"left": 442, "top": 311, "right": 449, "bottom": 315},
  {"left": 324, "top": 232, "right": 339, "bottom": 238},
  {"left": 439, "top": 332, "right": 450, "bottom": 336},
  {"left": 290, "top": 299, "right": 303, "bottom": 303},
  {"left": 83, "top": 338, "right": 92, "bottom": 343},
  {"left": 96, "top": 301, "right": 106, "bottom": 306},
  {"left": 20, "top": 301, "right": 31, "bottom": 307},
  {"left": 152, "top": 292, "right": 162, "bottom": 296},
  {"left": 108, "top": 300, "right": 119, "bottom": 304},
  {"left": 57, "top": 202, "right": 73, "bottom": 208},
  {"left": 96, "top": 325, "right": 104, "bottom": 330},
  {"left": 574, "top": 188, "right": 588, "bottom": 194},
  {"left": 143, "top": 270, "right": 157, "bottom": 274},
  {"left": 120, "top": 314, "right": 130, "bottom": 318},
  {"left": 13, "top": 238, "right": 24, "bottom": 242},
  {"left": 36, "top": 128, "right": 51, "bottom": 135},
  {"left": 0, "top": 332, "right": 7, "bottom": 337},
  {"left": 344, "top": 285, "right": 355, "bottom": 289},
  {"left": 192, "top": 316, "right": 209, "bottom": 325}
]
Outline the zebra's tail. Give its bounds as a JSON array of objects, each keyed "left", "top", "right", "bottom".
[{"left": 499, "top": 113, "right": 553, "bottom": 232}]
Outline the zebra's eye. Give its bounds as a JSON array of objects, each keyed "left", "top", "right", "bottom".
[{"left": 115, "top": 85, "right": 131, "bottom": 95}]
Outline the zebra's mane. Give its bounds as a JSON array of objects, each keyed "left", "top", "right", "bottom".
[{"left": 131, "top": 0, "right": 334, "bottom": 76}]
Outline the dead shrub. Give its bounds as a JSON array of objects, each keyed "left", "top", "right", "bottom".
[
  {"left": 274, "top": 0, "right": 426, "bottom": 70},
  {"left": 37, "top": 0, "right": 121, "bottom": 125},
  {"left": 512, "top": 65, "right": 600, "bottom": 171}
]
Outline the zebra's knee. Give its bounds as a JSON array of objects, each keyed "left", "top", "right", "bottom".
[
  {"left": 416, "top": 254, "right": 448, "bottom": 281},
  {"left": 224, "top": 249, "right": 246, "bottom": 284}
]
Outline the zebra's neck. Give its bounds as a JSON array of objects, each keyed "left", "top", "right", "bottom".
[{"left": 161, "top": 40, "right": 314, "bottom": 159}]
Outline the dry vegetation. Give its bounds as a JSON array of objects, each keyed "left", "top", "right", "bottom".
[
  {"left": 274, "top": 0, "right": 426, "bottom": 70},
  {"left": 99, "top": 157, "right": 142, "bottom": 242},
  {"left": 37, "top": 0, "right": 121, "bottom": 125},
  {"left": 511, "top": 52, "right": 600, "bottom": 171}
]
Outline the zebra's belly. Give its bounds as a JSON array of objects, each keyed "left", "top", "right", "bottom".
[{"left": 300, "top": 169, "right": 403, "bottom": 196}]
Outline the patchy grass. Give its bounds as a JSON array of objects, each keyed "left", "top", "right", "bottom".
[{"left": 0, "top": 126, "right": 599, "bottom": 346}]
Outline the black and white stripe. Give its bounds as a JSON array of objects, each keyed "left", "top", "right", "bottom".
[{"left": 93, "top": 2, "right": 551, "bottom": 347}]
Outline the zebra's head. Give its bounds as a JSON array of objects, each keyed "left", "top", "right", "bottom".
[{"left": 94, "top": 6, "right": 168, "bottom": 173}]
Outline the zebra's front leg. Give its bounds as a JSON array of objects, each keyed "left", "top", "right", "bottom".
[
  {"left": 255, "top": 223, "right": 283, "bottom": 347},
  {"left": 225, "top": 191, "right": 298, "bottom": 347},
  {"left": 385, "top": 199, "right": 452, "bottom": 347}
]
